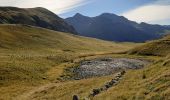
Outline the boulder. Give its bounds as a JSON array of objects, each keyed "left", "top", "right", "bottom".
[
  {"left": 73, "top": 95, "right": 79, "bottom": 100},
  {"left": 92, "top": 88, "right": 101, "bottom": 96}
]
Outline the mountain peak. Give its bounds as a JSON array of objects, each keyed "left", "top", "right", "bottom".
[
  {"left": 99, "top": 13, "right": 127, "bottom": 19},
  {"left": 32, "top": 7, "right": 49, "bottom": 11},
  {"left": 100, "top": 13, "right": 118, "bottom": 17},
  {"left": 74, "top": 13, "right": 84, "bottom": 17}
]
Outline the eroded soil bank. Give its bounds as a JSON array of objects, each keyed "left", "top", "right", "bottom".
[{"left": 73, "top": 58, "right": 150, "bottom": 79}]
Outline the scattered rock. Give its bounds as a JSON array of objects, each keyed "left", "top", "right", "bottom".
[
  {"left": 73, "top": 95, "right": 79, "bottom": 100},
  {"left": 42, "top": 77, "right": 47, "bottom": 80},
  {"left": 88, "top": 71, "right": 126, "bottom": 98},
  {"left": 92, "top": 88, "right": 101, "bottom": 96},
  {"left": 74, "top": 78, "right": 81, "bottom": 80},
  {"left": 121, "top": 70, "right": 126, "bottom": 75}
]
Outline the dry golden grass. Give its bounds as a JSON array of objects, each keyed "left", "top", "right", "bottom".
[
  {"left": 17, "top": 75, "right": 116, "bottom": 100},
  {"left": 93, "top": 56, "right": 170, "bottom": 100},
  {"left": 128, "top": 34, "right": 170, "bottom": 56},
  {"left": 1, "top": 24, "right": 169, "bottom": 100},
  {"left": 0, "top": 24, "right": 138, "bottom": 100}
]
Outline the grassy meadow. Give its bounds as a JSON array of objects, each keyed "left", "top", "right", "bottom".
[
  {"left": 0, "top": 24, "right": 169, "bottom": 100},
  {"left": 0, "top": 24, "right": 138, "bottom": 100}
]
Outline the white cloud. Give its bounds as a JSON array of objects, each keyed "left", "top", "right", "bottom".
[
  {"left": 0, "top": 0, "right": 88, "bottom": 14},
  {"left": 154, "top": 0, "right": 170, "bottom": 5},
  {"left": 122, "top": 3, "right": 170, "bottom": 25}
]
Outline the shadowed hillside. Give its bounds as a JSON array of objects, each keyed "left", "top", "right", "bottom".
[
  {"left": 66, "top": 13, "right": 170, "bottom": 42},
  {"left": 0, "top": 7, "right": 77, "bottom": 34}
]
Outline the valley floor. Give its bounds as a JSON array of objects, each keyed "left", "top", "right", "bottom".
[
  {"left": 1, "top": 53, "right": 169, "bottom": 100},
  {"left": 0, "top": 25, "right": 169, "bottom": 100}
]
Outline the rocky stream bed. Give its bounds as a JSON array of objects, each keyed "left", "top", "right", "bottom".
[{"left": 72, "top": 57, "right": 150, "bottom": 79}]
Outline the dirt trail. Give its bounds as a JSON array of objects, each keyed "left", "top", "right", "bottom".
[{"left": 15, "top": 83, "right": 58, "bottom": 100}]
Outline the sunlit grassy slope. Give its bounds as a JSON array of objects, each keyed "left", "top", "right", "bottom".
[
  {"left": 15, "top": 35, "right": 170, "bottom": 100},
  {"left": 0, "top": 24, "right": 137, "bottom": 99},
  {"left": 0, "top": 24, "right": 132, "bottom": 51},
  {"left": 128, "top": 35, "right": 170, "bottom": 56},
  {"left": 93, "top": 35, "right": 170, "bottom": 100},
  {"left": 93, "top": 56, "right": 170, "bottom": 100},
  {"left": 1, "top": 24, "right": 169, "bottom": 100}
]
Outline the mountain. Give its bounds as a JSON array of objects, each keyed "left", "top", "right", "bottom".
[
  {"left": 66, "top": 13, "right": 170, "bottom": 42},
  {"left": 0, "top": 7, "right": 77, "bottom": 34},
  {"left": 164, "top": 25, "right": 170, "bottom": 28}
]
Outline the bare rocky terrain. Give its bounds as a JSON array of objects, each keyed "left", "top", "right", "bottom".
[{"left": 73, "top": 58, "right": 150, "bottom": 79}]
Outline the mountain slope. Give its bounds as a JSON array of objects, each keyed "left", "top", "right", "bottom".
[
  {"left": 0, "top": 7, "right": 77, "bottom": 34},
  {"left": 128, "top": 34, "right": 170, "bottom": 56},
  {"left": 0, "top": 24, "right": 136, "bottom": 83},
  {"left": 0, "top": 24, "right": 134, "bottom": 50},
  {"left": 66, "top": 13, "right": 170, "bottom": 42}
]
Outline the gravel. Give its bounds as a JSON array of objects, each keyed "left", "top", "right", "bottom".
[{"left": 73, "top": 58, "right": 150, "bottom": 79}]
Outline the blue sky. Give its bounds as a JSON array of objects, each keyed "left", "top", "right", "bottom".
[
  {"left": 0, "top": 0, "right": 170, "bottom": 25},
  {"left": 60, "top": 0, "right": 155, "bottom": 18},
  {"left": 59, "top": 0, "right": 170, "bottom": 25},
  {"left": 60, "top": 0, "right": 170, "bottom": 25}
]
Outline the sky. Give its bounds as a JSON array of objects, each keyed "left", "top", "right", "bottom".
[{"left": 0, "top": 0, "right": 170, "bottom": 25}]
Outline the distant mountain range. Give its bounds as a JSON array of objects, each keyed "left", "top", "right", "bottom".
[
  {"left": 0, "top": 7, "right": 169, "bottom": 42},
  {"left": 66, "top": 13, "right": 170, "bottom": 42},
  {"left": 0, "top": 7, "right": 77, "bottom": 34}
]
